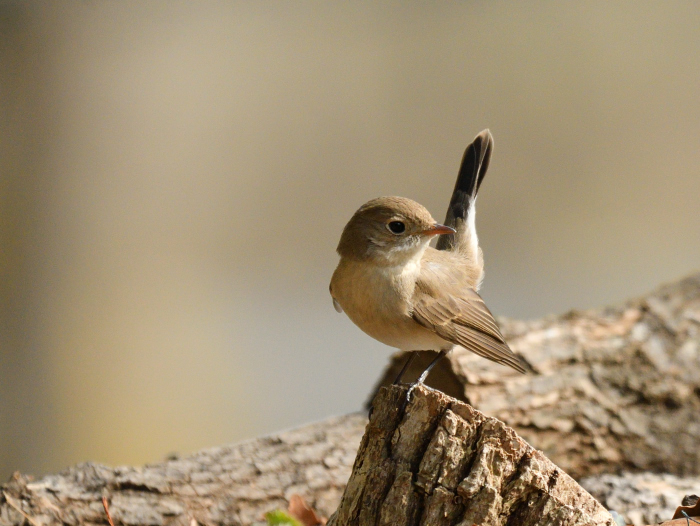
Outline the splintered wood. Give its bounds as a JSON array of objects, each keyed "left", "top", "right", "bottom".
[{"left": 329, "top": 385, "right": 615, "bottom": 526}]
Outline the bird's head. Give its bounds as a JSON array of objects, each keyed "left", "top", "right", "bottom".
[{"left": 336, "top": 196, "right": 455, "bottom": 266}]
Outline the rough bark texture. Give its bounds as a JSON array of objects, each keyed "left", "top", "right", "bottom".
[
  {"left": 2, "top": 416, "right": 696, "bottom": 526},
  {"left": 329, "top": 385, "right": 615, "bottom": 526},
  {"left": 2, "top": 274, "right": 699, "bottom": 525},
  {"left": 371, "top": 273, "right": 700, "bottom": 479},
  {"left": 0, "top": 415, "right": 366, "bottom": 526}
]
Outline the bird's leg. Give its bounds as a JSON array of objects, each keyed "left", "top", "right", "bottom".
[
  {"left": 406, "top": 349, "right": 448, "bottom": 401},
  {"left": 368, "top": 353, "right": 417, "bottom": 419},
  {"left": 415, "top": 349, "right": 448, "bottom": 384},
  {"left": 392, "top": 352, "right": 417, "bottom": 385}
]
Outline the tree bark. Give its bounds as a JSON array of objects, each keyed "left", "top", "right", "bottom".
[
  {"left": 370, "top": 273, "right": 700, "bottom": 479},
  {"left": 2, "top": 415, "right": 696, "bottom": 526},
  {"left": 2, "top": 274, "right": 699, "bottom": 525},
  {"left": 329, "top": 384, "right": 615, "bottom": 526},
  {"left": 0, "top": 415, "right": 366, "bottom": 526}
]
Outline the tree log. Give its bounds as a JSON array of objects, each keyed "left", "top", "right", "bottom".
[
  {"left": 2, "top": 274, "right": 699, "bottom": 525},
  {"left": 329, "top": 384, "right": 614, "bottom": 526},
  {"left": 370, "top": 273, "right": 700, "bottom": 479},
  {"left": 0, "top": 415, "right": 366, "bottom": 526},
  {"left": 2, "top": 414, "right": 696, "bottom": 526}
]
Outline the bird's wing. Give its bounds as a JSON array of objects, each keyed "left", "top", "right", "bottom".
[{"left": 412, "top": 277, "right": 525, "bottom": 373}]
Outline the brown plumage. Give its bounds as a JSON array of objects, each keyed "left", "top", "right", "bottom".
[{"left": 330, "top": 130, "right": 525, "bottom": 376}]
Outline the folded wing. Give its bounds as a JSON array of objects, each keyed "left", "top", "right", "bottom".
[{"left": 412, "top": 285, "right": 526, "bottom": 373}]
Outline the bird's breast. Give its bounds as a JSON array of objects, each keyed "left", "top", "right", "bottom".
[{"left": 330, "top": 258, "right": 448, "bottom": 351}]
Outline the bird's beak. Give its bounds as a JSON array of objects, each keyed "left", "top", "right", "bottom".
[{"left": 421, "top": 223, "right": 456, "bottom": 236}]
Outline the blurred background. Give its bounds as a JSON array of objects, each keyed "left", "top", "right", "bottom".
[{"left": 1, "top": 2, "right": 699, "bottom": 479}]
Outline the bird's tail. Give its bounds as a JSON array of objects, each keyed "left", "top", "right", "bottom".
[{"left": 436, "top": 129, "right": 493, "bottom": 257}]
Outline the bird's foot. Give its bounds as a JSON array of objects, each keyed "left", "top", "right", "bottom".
[
  {"left": 405, "top": 379, "right": 436, "bottom": 402},
  {"left": 406, "top": 382, "right": 420, "bottom": 402}
]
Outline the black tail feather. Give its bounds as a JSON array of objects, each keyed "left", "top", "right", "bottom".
[
  {"left": 448, "top": 129, "right": 493, "bottom": 221},
  {"left": 437, "top": 130, "right": 493, "bottom": 252}
]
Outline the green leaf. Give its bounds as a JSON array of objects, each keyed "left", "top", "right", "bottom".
[{"left": 264, "top": 509, "right": 303, "bottom": 526}]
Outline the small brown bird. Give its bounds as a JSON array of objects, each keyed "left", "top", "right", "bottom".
[{"left": 330, "top": 130, "right": 525, "bottom": 395}]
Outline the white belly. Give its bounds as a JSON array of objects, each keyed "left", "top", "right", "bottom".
[{"left": 331, "top": 259, "right": 450, "bottom": 351}]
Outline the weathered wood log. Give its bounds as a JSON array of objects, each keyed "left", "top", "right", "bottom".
[
  {"left": 4, "top": 415, "right": 697, "bottom": 526},
  {"left": 370, "top": 273, "right": 700, "bottom": 479},
  {"left": 0, "top": 415, "right": 366, "bottom": 526},
  {"left": 329, "top": 384, "right": 615, "bottom": 526},
  {"left": 3, "top": 274, "right": 698, "bottom": 525}
]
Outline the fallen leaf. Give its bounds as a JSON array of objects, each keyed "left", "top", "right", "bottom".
[
  {"left": 288, "top": 494, "right": 327, "bottom": 526},
  {"left": 672, "top": 494, "right": 700, "bottom": 520}
]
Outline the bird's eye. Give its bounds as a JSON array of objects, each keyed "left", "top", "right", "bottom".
[{"left": 387, "top": 221, "right": 406, "bottom": 234}]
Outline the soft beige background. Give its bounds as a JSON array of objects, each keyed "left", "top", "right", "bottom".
[{"left": 1, "top": 2, "right": 699, "bottom": 479}]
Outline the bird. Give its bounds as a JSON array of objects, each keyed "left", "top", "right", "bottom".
[{"left": 329, "top": 130, "right": 525, "bottom": 397}]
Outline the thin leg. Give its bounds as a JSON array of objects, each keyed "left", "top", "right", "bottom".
[
  {"left": 406, "top": 349, "right": 448, "bottom": 401},
  {"left": 415, "top": 350, "right": 448, "bottom": 384},
  {"left": 369, "top": 353, "right": 418, "bottom": 419},
  {"left": 393, "top": 353, "right": 417, "bottom": 385},
  {"left": 681, "top": 510, "right": 700, "bottom": 525}
]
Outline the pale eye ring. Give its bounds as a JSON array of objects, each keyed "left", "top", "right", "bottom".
[{"left": 387, "top": 221, "right": 406, "bottom": 234}]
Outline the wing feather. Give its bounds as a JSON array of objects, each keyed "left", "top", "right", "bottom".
[{"left": 412, "top": 280, "right": 525, "bottom": 373}]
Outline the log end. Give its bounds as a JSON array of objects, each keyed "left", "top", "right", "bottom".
[{"left": 331, "top": 384, "right": 615, "bottom": 526}]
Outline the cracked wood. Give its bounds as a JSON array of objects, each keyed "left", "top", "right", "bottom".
[{"left": 329, "top": 385, "right": 615, "bottom": 526}]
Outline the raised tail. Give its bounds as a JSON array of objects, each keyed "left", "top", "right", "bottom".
[{"left": 436, "top": 129, "right": 493, "bottom": 255}]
